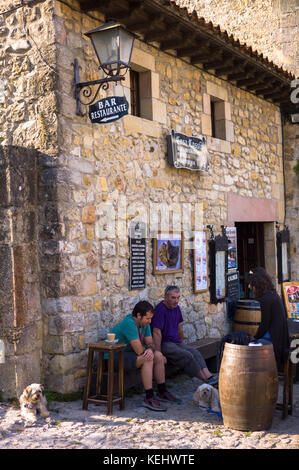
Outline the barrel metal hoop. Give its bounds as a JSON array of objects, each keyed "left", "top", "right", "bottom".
[
  {"left": 236, "top": 306, "right": 260, "bottom": 310},
  {"left": 234, "top": 320, "right": 261, "bottom": 326}
]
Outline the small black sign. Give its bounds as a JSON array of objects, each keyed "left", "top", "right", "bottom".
[
  {"left": 129, "top": 222, "right": 146, "bottom": 290},
  {"left": 227, "top": 271, "right": 240, "bottom": 300},
  {"left": 89, "top": 96, "right": 129, "bottom": 124},
  {"left": 167, "top": 129, "right": 209, "bottom": 171}
]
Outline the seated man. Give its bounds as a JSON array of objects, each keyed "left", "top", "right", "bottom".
[
  {"left": 109, "top": 300, "right": 181, "bottom": 411},
  {"left": 152, "top": 286, "right": 218, "bottom": 385}
]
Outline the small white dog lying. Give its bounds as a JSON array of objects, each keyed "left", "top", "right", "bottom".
[
  {"left": 193, "top": 383, "right": 221, "bottom": 413},
  {"left": 20, "top": 383, "right": 49, "bottom": 423}
]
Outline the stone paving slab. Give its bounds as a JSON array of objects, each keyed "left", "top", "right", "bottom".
[{"left": 0, "top": 376, "right": 298, "bottom": 450}]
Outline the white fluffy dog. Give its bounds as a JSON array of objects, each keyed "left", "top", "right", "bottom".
[
  {"left": 193, "top": 384, "right": 221, "bottom": 413},
  {"left": 20, "top": 383, "right": 49, "bottom": 423}
]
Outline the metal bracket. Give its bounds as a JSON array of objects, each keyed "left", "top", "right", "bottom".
[{"left": 73, "top": 58, "right": 125, "bottom": 116}]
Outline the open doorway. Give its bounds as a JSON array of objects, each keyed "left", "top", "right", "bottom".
[{"left": 235, "top": 222, "right": 265, "bottom": 299}]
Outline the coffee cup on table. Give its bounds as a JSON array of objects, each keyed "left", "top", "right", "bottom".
[{"left": 107, "top": 333, "right": 115, "bottom": 342}]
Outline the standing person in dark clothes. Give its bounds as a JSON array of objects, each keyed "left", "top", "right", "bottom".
[{"left": 248, "top": 267, "right": 290, "bottom": 372}]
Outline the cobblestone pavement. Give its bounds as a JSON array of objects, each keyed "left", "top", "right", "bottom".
[{"left": 0, "top": 376, "right": 298, "bottom": 451}]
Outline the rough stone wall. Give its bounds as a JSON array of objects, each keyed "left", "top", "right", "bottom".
[
  {"left": 0, "top": 0, "right": 58, "bottom": 153},
  {"left": 0, "top": 0, "right": 58, "bottom": 398},
  {"left": 0, "top": 147, "right": 43, "bottom": 399},
  {"left": 285, "top": 122, "right": 299, "bottom": 280},
  {"left": 177, "top": 0, "right": 298, "bottom": 76},
  {"left": 177, "top": 0, "right": 299, "bottom": 287},
  {"left": 42, "top": 0, "right": 285, "bottom": 393}
]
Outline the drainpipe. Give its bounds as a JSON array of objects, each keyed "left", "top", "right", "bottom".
[
  {"left": 280, "top": 108, "right": 287, "bottom": 227},
  {"left": 279, "top": 108, "right": 292, "bottom": 289}
]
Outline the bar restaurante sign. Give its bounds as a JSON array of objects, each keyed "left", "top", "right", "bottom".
[
  {"left": 89, "top": 96, "right": 129, "bottom": 124},
  {"left": 167, "top": 129, "right": 210, "bottom": 171}
]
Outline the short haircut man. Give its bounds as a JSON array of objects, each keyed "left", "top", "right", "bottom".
[
  {"left": 108, "top": 299, "right": 181, "bottom": 410},
  {"left": 152, "top": 285, "right": 218, "bottom": 385}
]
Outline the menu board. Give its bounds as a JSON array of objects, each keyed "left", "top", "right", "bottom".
[
  {"left": 194, "top": 231, "right": 208, "bottom": 293},
  {"left": 282, "top": 282, "right": 299, "bottom": 319},
  {"left": 129, "top": 221, "right": 146, "bottom": 290},
  {"left": 227, "top": 271, "right": 240, "bottom": 300}
]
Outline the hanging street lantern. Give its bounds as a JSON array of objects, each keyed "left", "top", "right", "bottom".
[{"left": 74, "top": 22, "right": 135, "bottom": 116}]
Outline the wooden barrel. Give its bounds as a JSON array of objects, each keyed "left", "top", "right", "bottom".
[
  {"left": 219, "top": 343, "right": 278, "bottom": 431},
  {"left": 234, "top": 299, "right": 261, "bottom": 336}
]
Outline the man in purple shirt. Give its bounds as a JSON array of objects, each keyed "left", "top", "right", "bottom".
[{"left": 152, "top": 286, "right": 218, "bottom": 385}]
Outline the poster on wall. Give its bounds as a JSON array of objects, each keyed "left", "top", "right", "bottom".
[
  {"left": 194, "top": 230, "right": 208, "bottom": 293},
  {"left": 226, "top": 226, "right": 238, "bottom": 271},
  {"left": 282, "top": 282, "right": 299, "bottom": 320},
  {"left": 153, "top": 232, "right": 184, "bottom": 274},
  {"left": 129, "top": 221, "right": 146, "bottom": 290}
]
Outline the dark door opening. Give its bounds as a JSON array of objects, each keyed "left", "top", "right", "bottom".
[{"left": 235, "top": 222, "right": 265, "bottom": 299}]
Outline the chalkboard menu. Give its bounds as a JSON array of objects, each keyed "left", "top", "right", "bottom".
[
  {"left": 129, "top": 221, "right": 146, "bottom": 290},
  {"left": 227, "top": 271, "right": 240, "bottom": 300}
]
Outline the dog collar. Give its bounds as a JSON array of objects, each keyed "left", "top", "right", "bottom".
[{"left": 24, "top": 404, "right": 34, "bottom": 409}]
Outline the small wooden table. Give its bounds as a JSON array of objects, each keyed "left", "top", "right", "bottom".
[{"left": 82, "top": 341, "right": 127, "bottom": 415}]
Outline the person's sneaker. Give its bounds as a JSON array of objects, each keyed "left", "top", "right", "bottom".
[
  {"left": 156, "top": 391, "right": 182, "bottom": 404},
  {"left": 206, "top": 373, "right": 219, "bottom": 385},
  {"left": 142, "top": 397, "right": 167, "bottom": 411}
]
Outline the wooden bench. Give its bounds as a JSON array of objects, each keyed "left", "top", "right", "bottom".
[{"left": 90, "top": 337, "right": 221, "bottom": 394}]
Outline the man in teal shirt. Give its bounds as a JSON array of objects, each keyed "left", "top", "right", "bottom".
[{"left": 109, "top": 300, "right": 181, "bottom": 411}]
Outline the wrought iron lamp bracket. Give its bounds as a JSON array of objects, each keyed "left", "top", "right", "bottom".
[
  {"left": 74, "top": 59, "right": 125, "bottom": 116},
  {"left": 207, "top": 224, "right": 214, "bottom": 240}
]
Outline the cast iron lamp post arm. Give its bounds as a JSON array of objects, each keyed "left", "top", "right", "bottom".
[{"left": 74, "top": 58, "right": 126, "bottom": 116}]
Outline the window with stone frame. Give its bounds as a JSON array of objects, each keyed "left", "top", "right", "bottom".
[
  {"left": 122, "top": 47, "right": 166, "bottom": 126},
  {"left": 128, "top": 66, "right": 156, "bottom": 121},
  {"left": 210, "top": 97, "right": 227, "bottom": 140},
  {"left": 202, "top": 83, "right": 234, "bottom": 146},
  {"left": 130, "top": 69, "right": 141, "bottom": 117}
]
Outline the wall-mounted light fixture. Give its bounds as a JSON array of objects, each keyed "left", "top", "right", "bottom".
[
  {"left": 74, "top": 21, "right": 135, "bottom": 116},
  {"left": 276, "top": 223, "right": 290, "bottom": 283},
  {"left": 207, "top": 225, "right": 229, "bottom": 304}
]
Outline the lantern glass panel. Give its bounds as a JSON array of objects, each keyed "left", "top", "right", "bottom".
[
  {"left": 87, "top": 23, "right": 134, "bottom": 76},
  {"left": 119, "top": 29, "right": 134, "bottom": 66},
  {"left": 91, "top": 28, "right": 119, "bottom": 70}
]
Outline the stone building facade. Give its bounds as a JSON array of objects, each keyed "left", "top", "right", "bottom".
[
  {"left": 0, "top": 0, "right": 295, "bottom": 397},
  {"left": 178, "top": 0, "right": 299, "bottom": 290}
]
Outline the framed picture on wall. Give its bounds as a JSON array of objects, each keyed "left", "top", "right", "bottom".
[
  {"left": 194, "top": 230, "right": 208, "bottom": 293},
  {"left": 153, "top": 232, "right": 184, "bottom": 274}
]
